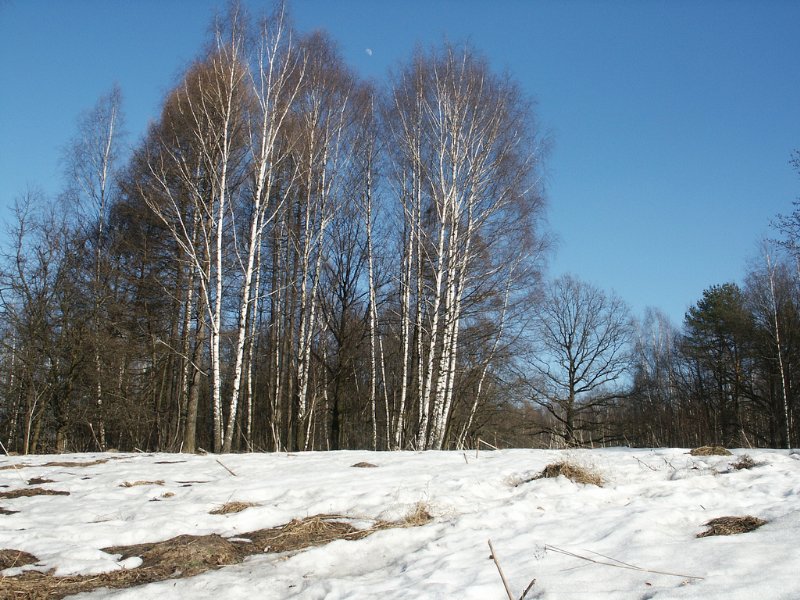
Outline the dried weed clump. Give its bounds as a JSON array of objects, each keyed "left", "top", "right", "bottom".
[
  {"left": 210, "top": 501, "right": 258, "bottom": 515},
  {"left": 697, "top": 516, "right": 767, "bottom": 538},
  {"left": 535, "top": 462, "right": 604, "bottom": 486},
  {"left": 730, "top": 455, "right": 758, "bottom": 470},
  {"left": 690, "top": 446, "right": 732, "bottom": 456},
  {"left": 351, "top": 462, "right": 378, "bottom": 468}
]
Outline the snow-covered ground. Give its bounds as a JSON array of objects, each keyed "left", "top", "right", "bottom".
[{"left": 1, "top": 448, "right": 798, "bottom": 599}]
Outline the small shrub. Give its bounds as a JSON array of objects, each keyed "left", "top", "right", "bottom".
[{"left": 697, "top": 515, "right": 766, "bottom": 538}]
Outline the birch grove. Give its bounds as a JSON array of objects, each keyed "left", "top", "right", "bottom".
[{"left": 0, "top": 5, "right": 550, "bottom": 454}]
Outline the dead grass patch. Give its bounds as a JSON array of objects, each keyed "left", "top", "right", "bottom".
[
  {"left": 0, "top": 507, "right": 19, "bottom": 515},
  {"left": 690, "top": 446, "right": 732, "bottom": 456},
  {"left": 697, "top": 516, "right": 767, "bottom": 538},
  {"left": 0, "top": 509, "right": 433, "bottom": 599},
  {"left": 120, "top": 480, "right": 164, "bottom": 488},
  {"left": 210, "top": 501, "right": 258, "bottom": 515},
  {"left": 0, "top": 549, "right": 39, "bottom": 570},
  {"left": 26, "top": 478, "right": 54, "bottom": 486},
  {"left": 0, "top": 459, "right": 109, "bottom": 471},
  {"left": 0, "top": 488, "right": 69, "bottom": 499},
  {"left": 534, "top": 462, "right": 604, "bottom": 486},
  {"left": 351, "top": 462, "right": 378, "bottom": 468},
  {"left": 731, "top": 455, "right": 758, "bottom": 470}
]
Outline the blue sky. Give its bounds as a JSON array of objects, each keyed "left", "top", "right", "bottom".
[{"left": 1, "top": 0, "right": 799, "bottom": 326}]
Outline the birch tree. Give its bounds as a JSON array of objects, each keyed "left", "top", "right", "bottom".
[{"left": 386, "top": 45, "right": 546, "bottom": 449}]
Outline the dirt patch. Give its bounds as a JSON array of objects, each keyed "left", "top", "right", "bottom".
[
  {"left": 690, "top": 446, "right": 732, "bottom": 456},
  {"left": 210, "top": 501, "right": 258, "bottom": 515},
  {"left": 527, "top": 462, "right": 604, "bottom": 486},
  {"left": 26, "top": 478, "right": 54, "bottom": 486},
  {"left": 351, "top": 462, "right": 378, "bottom": 468},
  {"left": 154, "top": 460, "right": 187, "bottom": 464},
  {"left": 0, "top": 507, "right": 19, "bottom": 515},
  {"left": 0, "top": 549, "right": 39, "bottom": 570},
  {"left": 0, "top": 508, "right": 432, "bottom": 599},
  {"left": 0, "top": 488, "right": 70, "bottom": 499},
  {"left": 120, "top": 480, "right": 164, "bottom": 488},
  {"left": 697, "top": 516, "right": 767, "bottom": 537}
]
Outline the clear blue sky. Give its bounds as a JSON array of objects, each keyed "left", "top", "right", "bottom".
[{"left": 1, "top": 0, "right": 799, "bottom": 326}]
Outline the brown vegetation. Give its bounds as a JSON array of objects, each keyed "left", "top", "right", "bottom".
[
  {"left": 0, "top": 506, "right": 433, "bottom": 599},
  {"left": 690, "top": 446, "right": 732, "bottom": 456},
  {"left": 535, "top": 462, "right": 604, "bottom": 486},
  {"left": 0, "top": 549, "right": 38, "bottom": 570},
  {"left": 697, "top": 516, "right": 767, "bottom": 537},
  {"left": 209, "top": 501, "right": 258, "bottom": 515},
  {"left": 0, "top": 488, "right": 70, "bottom": 499},
  {"left": 119, "top": 480, "right": 164, "bottom": 488}
]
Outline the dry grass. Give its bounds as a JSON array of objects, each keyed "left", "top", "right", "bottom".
[
  {"left": 120, "top": 480, "right": 164, "bottom": 488},
  {"left": 0, "top": 459, "right": 109, "bottom": 471},
  {"left": 0, "top": 488, "right": 70, "bottom": 499},
  {"left": 690, "top": 446, "right": 732, "bottom": 456},
  {"left": 731, "top": 455, "right": 758, "bottom": 470},
  {"left": 396, "top": 502, "right": 434, "bottom": 527},
  {"left": 210, "top": 501, "right": 258, "bottom": 515},
  {"left": 26, "top": 478, "right": 54, "bottom": 486},
  {"left": 0, "top": 549, "right": 38, "bottom": 570},
  {"left": 0, "top": 509, "right": 433, "bottom": 599},
  {"left": 697, "top": 516, "right": 767, "bottom": 537},
  {"left": 535, "top": 462, "right": 604, "bottom": 486},
  {"left": 351, "top": 462, "right": 378, "bottom": 468}
]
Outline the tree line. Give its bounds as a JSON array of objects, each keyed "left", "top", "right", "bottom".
[
  {"left": 1, "top": 4, "right": 797, "bottom": 454},
  {"left": 0, "top": 5, "right": 547, "bottom": 454}
]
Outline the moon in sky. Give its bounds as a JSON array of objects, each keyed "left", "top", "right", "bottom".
[{"left": 365, "top": 48, "right": 373, "bottom": 56}]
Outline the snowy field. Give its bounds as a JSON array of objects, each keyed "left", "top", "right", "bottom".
[{"left": 1, "top": 447, "right": 799, "bottom": 599}]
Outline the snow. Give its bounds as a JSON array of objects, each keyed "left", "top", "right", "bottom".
[{"left": 1, "top": 448, "right": 799, "bottom": 598}]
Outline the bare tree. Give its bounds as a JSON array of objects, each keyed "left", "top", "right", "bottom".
[
  {"left": 63, "top": 85, "right": 125, "bottom": 449},
  {"left": 526, "top": 275, "right": 633, "bottom": 447},
  {"left": 385, "top": 44, "right": 546, "bottom": 449}
]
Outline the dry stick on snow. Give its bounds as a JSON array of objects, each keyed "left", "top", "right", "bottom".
[
  {"left": 488, "top": 540, "right": 515, "bottom": 600},
  {"left": 544, "top": 545, "right": 704, "bottom": 580},
  {"left": 215, "top": 459, "right": 237, "bottom": 477}
]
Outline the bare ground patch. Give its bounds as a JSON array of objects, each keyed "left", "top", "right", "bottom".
[
  {"left": 0, "top": 488, "right": 70, "bottom": 499},
  {"left": 697, "top": 516, "right": 767, "bottom": 538},
  {"left": 351, "top": 462, "right": 378, "bottom": 468},
  {"left": 0, "top": 507, "right": 433, "bottom": 599}
]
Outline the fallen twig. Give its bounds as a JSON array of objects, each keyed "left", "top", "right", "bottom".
[
  {"left": 488, "top": 540, "right": 515, "bottom": 600},
  {"left": 544, "top": 544, "right": 704, "bottom": 580},
  {"left": 216, "top": 459, "right": 237, "bottom": 477}
]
